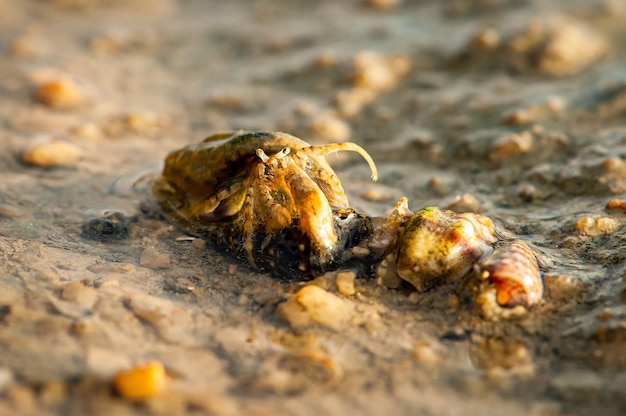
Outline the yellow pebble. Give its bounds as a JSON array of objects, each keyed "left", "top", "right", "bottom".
[
  {"left": 113, "top": 361, "right": 166, "bottom": 401},
  {"left": 336, "top": 271, "right": 357, "bottom": 296},
  {"left": 34, "top": 78, "right": 84, "bottom": 109},
  {"left": 21, "top": 139, "right": 81, "bottom": 167}
]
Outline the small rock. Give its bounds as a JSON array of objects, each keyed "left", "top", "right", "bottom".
[
  {"left": 113, "top": 361, "right": 167, "bottom": 402},
  {"left": 606, "top": 198, "right": 626, "bottom": 212},
  {"left": 412, "top": 341, "right": 441, "bottom": 366},
  {"left": 70, "top": 122, "right": 102, "bottom": 140},
  {"left": 446, "top": 194, "right": 482, "bottom": 213},
  {"left": 334, "top": 87, "right": 376, "bottom": 117},
  {"left": 276, "top": 285, "right": 353, "bottom": 330},
  {"left": 34, "top": 78, "right": 84, "bottom": 109},
  {"left": 469, "top": 28, "right": 500, "bottom": 51},
  {"left": 335, "top": 271, "right": 356, "bottom": 296},
  {"left": 139, "top": 247, "right": 170, "bottom": 269},
  {"left": 314, "top": 50, "right": 336, "bottom": 69},
  {"left": 61, "top": 281, "right": 98, "bottom": 310},
  {"left": 81, "top": 211, "right": 130, "bottom": 241},
  {"left": 487, "top": 131, "right": 534, "bottom": 162},
  {"left": 575, "top": 215, "right": 619, "bottom": 236},
  {"left": 191, "top": 238, "right": 206, "bottom": 249},
  {"left": 365, "top": 0, "right": 400, "bottom": 12},
  {"left": 307, "top": 112, "right": 351, "bottom": 142},
  {"left": 21, "top": 139, "right": 81, "bottom": 167},
  {"left": 350, "top": 51, "right": 411, "bottom": 92},
  {"left": 128, "top": 293, "right": 194, "bottom": 345},
  {"left": 507, "top": 18, "right": 607, "bottom": 76},
  {"left": 360, "top": 184, "right": 398, "bottom": 202}
]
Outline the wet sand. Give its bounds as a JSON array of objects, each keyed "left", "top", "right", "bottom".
[{"left": 0, "top": 0, "right": 625, "bottom": 415}]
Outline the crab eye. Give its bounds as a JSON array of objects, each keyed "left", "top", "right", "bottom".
[
  {"left": 277, "top": 147, "right": 291, "bottom": 158},
  {"left": 256, "top": 148, "right": 270, "bottom": 163}
]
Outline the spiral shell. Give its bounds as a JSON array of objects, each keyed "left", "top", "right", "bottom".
[
  {"left": 396, "top": 207, "right": 497, "bottom": 292},
  {"left": 474, "top": 239, "right": 543, "bottom": 308}
]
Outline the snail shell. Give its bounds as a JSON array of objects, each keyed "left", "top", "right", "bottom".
[
  {"left": 396, "top": 207, "right": 497, "bottom": 292},
  {"left": 474, "top": 239, "right": 543, "bottom": 308}
]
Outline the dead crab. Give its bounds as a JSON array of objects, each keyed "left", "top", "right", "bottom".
[{"left": 153, "top": 131, "right": 543, "bottom": 316}]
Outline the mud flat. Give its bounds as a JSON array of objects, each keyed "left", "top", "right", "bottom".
[{"left": 0, "top": 0, "right": 625, "bottom": 415}]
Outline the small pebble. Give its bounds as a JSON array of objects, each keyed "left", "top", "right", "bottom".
[
  {"left": 140, "top": 247, "right": 170, "bottom": 269},
  {"left": 276, "top": 285, "right": 353, "bottom": 330},
  {"left": 575, "top": 215, "right": 619, "bottom": 236},
  {"left": 412, "top": 341, "right": 441, "bottom": 366},
  {"left": 470, "top": 28, "right": 500, "bottom": 51},
  {"left": 507, "top": 18, "right": 607, "bottom": 76},
  {"left": 335, "top": 271, "right": 356, "bottom": 296},
  {"left": 124, "top": 112, "right": 169, "bottom": 135},
  {"left": 446, "top": 194, "right": 482, "bottom": 213},
  {"left": 487, "top": 131, "right": 533, "bottom": 162},
  {"left": 315, "top": 50, "right": 336, "bottom": 69},
  {"left": 606, "top": 198, "right": 626, "bottom": 212},
  {"left": 361, "top": 185, "right": 397, "bottom": 202},
  {"left": 307, "top": 113, "right": 351, "bottom": 142},
  {"left": 34, "top": 78, "right": 84, "bottom": 109},
  {"left": 61, "top": 281, "right": 99, "bottom": 310},
  {"left": 113, "top": 361, "right": 167, "bottom": 401},
  {"left": 70, "top": 122, "right": 102, "bottom": 140},
  {"left": 334, "top": 87, "right": 376, "bottom": 117},
  {"left": 365, "top": 0, "right": 400, "bottom": 12},
  {"left": 81, "top": 212, "right": 130, "bottom": 241},
  {"left": 350, "top": 51, "right": 411, "bottom": 92},
  {"left": 21, "top": 139, "right": 81, "bottom": 167},
  {"left": 192, "top": 238, "right": 206, "bottom": 249}
]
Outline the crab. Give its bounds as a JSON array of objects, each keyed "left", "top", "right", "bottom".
[
  {"left": 152, "top": 131, "right": 378, "bottom": 276},
  {"left": 153, "top": 130, "right": 544, "bottom": 316}
]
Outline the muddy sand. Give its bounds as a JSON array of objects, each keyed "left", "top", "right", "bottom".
[{"left": 0, "top": 0, "right": 625, "bottom": 415}]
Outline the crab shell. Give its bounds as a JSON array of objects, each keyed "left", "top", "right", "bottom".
[
  {"left": 157, "top": 131, "right": 352, "bottom": 215},
  {"left": 395, "top": 207, "right": 497, "bottom": 292}
]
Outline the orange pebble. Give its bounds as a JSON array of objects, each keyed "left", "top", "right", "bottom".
[
  {"left": 34, "top": 79, "right": 83, "bottom": 109},
  {"left": 606, "top": 198, "right": 626, "bottom": 211},
  {"left": 113, "top": 361, "right": 166, "bottom": 401}
]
